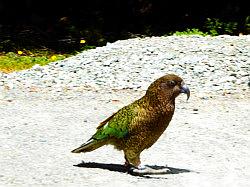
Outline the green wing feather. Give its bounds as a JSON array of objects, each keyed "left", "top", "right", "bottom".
[{"left": 93, "top": 105, "right": 136, "bottom": 140}]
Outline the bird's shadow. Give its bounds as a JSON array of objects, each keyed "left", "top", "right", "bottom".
[{"left": 74, "top": 161, "right": 192, "bottom": 178}]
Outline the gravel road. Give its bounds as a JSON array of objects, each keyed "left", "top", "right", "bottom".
[
  {"left": 0, "top": 35, "right": 250, "bottom": 186},
  {"left": 0, "top": 90, "right": 249, "bottom": 186}
]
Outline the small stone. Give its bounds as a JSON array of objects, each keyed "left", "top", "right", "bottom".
[
  {"left": 230, "top": 73, "right": 237, "bottom": 77},
  {"left": 32, "top": 64, "right": 43, "bottom": 71},
  {"left": 201, "top": 96, "right": 209, "bottom": 100}
]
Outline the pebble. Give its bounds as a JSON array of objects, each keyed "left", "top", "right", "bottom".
[{"left": 0, "top": 35, "right": 249, "bottom": 98}]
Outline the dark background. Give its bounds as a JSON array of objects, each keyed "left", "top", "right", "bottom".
[{"left": 0, "top": 0, "right": 249, "bottom": 52}]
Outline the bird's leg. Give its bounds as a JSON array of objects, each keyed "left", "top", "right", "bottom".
[
  {"left": 124, "top": 156, "right": 130, "bottom": 167},
  {"left": 124, "top": 150, "right": 141, "bottom": 168},
  {"left": 125, "top": 151, "right": 170, "bottom": 175}
]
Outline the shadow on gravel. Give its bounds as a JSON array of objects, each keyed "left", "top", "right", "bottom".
[{"left": 74, "top": 162, "right": 191, "bottom": 178}]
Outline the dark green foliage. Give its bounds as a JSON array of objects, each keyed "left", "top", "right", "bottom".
[
  {"left": 244, "top": 16, "right": 250, "bottom": 34},
  {"left": 0, "top": 1, "right": 249, "bottom": 53},
  {"left": 171, "top": 28, "right": 208, "bottom": 36},
  {"left": 205, "top": 18, "right": 239, "bottom": 36}
]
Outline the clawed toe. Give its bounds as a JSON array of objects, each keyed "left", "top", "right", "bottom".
[{"left": 128, "top": 165, "right": 170, "bottom": 176}]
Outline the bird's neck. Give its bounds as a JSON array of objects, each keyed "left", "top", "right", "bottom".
[{"left": 143, "top": 94, "right": 175, "bottom": 114}]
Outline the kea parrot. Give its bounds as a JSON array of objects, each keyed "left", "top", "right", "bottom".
[{"left": 72, "top": 74, "right": 190, "bottom": 175}]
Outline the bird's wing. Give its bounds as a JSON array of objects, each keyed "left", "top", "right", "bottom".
[
  {"left": 92, "top": 105, "right": 137, "bottom": 140},
  {"left": 96, "top": 112, "right": 117, "bottom": 129}
]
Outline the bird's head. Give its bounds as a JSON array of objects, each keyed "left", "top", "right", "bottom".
[{"left": 146, "top": 74, "right": 190, "bottom": 103}]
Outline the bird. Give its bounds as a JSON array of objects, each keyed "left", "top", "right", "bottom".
[{"left": 71, "top": 74, "right": 190, "bottom": 175}]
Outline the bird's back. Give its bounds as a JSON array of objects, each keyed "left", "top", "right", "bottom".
[{"left": 110, "top": 96, "right": 175, "bottom": 152}]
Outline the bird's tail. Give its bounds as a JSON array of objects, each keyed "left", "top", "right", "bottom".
[{"left": 71, "top": 138, "right": 107, "bottom": 153}]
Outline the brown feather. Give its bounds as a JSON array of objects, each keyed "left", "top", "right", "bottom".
[
  {"left": 72, "top": 74, "right": 189, "bottom": 167},
  {"left": 104, "top": 74, "right": 186, "bottom": 166}
]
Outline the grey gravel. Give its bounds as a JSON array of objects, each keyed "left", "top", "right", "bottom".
[
  {"left": 0, "top": 35, "right": 250, "bottom": 186},
  {"left": 0, "top": 35, "right": 249, "bottom": 99}
]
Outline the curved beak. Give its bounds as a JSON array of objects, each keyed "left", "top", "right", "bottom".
[{"left": 180, "top": 84, "right": 190, "bottom": 100}]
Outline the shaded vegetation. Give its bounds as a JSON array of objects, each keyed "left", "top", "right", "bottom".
[
  {"left": 171, "top": 28, "right": 208, "bottom": 36},
  {"left": 0, "top": 0, "right": 249, "bottom": 53},
  {"left": 0, "top": 0, "right": 249, "bottom": 73}
]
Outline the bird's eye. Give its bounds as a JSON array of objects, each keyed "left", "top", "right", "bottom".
[{"left": 169, "top": 80, "right": 176, "bottom": 86}]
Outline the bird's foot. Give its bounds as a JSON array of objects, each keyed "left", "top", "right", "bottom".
[
  {"left": 124, "top": 161, "right": 130, "bottom": 167},
  {"left": 128, "top": 165, "right": 170, "bottom": 176}
]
